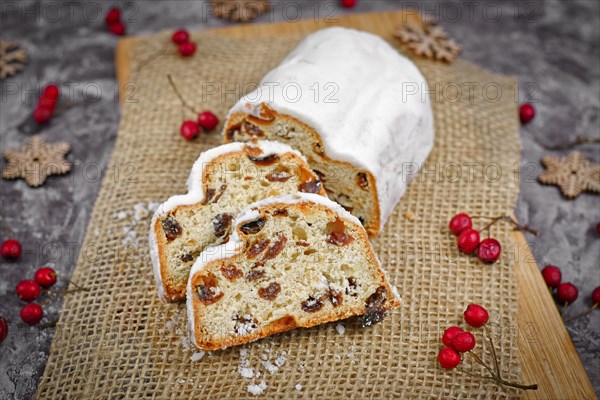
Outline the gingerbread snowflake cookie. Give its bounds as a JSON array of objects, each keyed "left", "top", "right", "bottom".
[
  {"left": 0, "top": 40, "right": 28, "bottom": 80},
  {"left": 2, "top": 136, "right": 71, "bottom": 187},
  {"left": 394, "top": 20, "right": 461, "bottom": 63},
  {"left": 538, "top": 151, "right": 600, "bottom": 199},
  {"left": 211, "top": 0, "right": 269, "bottom": 22}
]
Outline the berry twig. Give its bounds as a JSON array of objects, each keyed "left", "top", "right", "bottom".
[
  {"left": 167, "top": 74, "right": 200, "bottom": 114},
  {"left": 39, "top": 319, "right": 58, "bottom": 330},
  {"left": 540, "top": 136, "right": 600, "bottom": 151},
  {"left": 135, "top": 49, "right": 174, "bottom": 73},
  {"left": 484, "top": 325, "right": 501, "bottom": 376},
  {"left": 438, "top": 304, "right": 538, "bottom": 391},
  {"left": 473, "top": 215, "right": 539, "bottom": 236},
  {"left": 564, "top": 303, "right": 599, "bottom": 323},
  {"left": 457, "top": 368, "right": 539, "bottom": 390},
  {"left": 467, "top": 351, "right": 496, "bottom": 376}
]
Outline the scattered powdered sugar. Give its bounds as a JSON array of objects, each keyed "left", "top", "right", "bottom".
[
  {"left": 274, "top": 352, "right": 287, "bottom": 367},
  {"left": 239, "top": 349, "right": 256, "bottom": 379},
  {"left": 190, "top": 351, "right": 205, "bottom": 362},
  {"left": 247, "top": 380, "right": 267, "bottom": 395},
  {"left": 261, "top": 361, "right": 277, "bottom": 374},
  {"left": 336, "top": 323, "right": 345, "bottom": 336},
  {"left": 116, "top": 201, "right": 159, "bottom": 246},
  {"left": 295, "top": 384, "right": 303, "bottom": 391},
  {"left": 238, "top": 345, "right": 290, "bottom": 395}
]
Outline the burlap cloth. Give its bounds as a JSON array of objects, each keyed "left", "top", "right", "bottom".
[{"left": 36, "top": 29, "right": 522, "bottom": 399}]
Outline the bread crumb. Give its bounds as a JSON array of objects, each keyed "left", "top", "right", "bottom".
[
  {"left": 247, "top": 380, "right": 267, "bottom": 395},
  {"left": 295, "top": 384, "right": 303, "bottom": 391},
  {"left": 403, "top": 212, "right": 414, "bottom": 221},
  {"left": 335, "top": 323, "right": 345, "bottom": 336},
  {"left": 190, "top": 351, "right": 205, "bottom": 362}
]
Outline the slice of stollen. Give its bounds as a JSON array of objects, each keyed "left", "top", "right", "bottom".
[
  {"left": 187, "top": 192, "right": 401, "bottom": 350},
  {"left": 150, "top": 141, "right": 326, "bottom": 302}
]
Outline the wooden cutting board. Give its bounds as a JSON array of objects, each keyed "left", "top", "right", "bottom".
[{"left": 115, "top": 11, "right": 596, "bottom": 400}]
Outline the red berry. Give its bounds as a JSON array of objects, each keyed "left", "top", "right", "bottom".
[
  {"left": 477, "top": 238, "right": 501, "bottom": 263},
  {"left": 452, "top": 331, "right": 476, "bottom": 353},
  {"left": 442, "top": 326, "right": 463, "bottom": 348},
  {"left": 105, "top": 7, "right": 121, "bottom": 25},
  {"left": 341, "top": 0, "right": 357, "bottom": 8},
  {"left": 541, "top": 265, "right": 561, "bottom": 288},
  {"left": 172, "top": 29, "right": 190, "bottom": 44},
  {"left": 42, "top": 84, "right": 60, "bottom": 101},
  {"left": 33, "top": 106, "right": 53, "bottom": 124},
  {"left": 178, "top": 41, "right": 196, "bottom": 57},
  {"left": 180, "top": 120, "right": 200, "bottom": 141},
  {"left": 197, "top": 111, "right": 219, "bottom": 131},
  {"left": 591, "top": 287, "right": 600, "bottom": 305},
  {"left": 16, "top": 280, "right": 41, "bottom": 302},
  {"left": 35, "top": 267, "right": 57, "bottom": 288},
  {"left": 520, "top": 103, "right": 535, "bottom": 124},
  {"left": 449, "top": 213, "right": 472, "bottom": 236},
  {"left": 557, "top": 283, "right": 578, "bottom": 304},
  {"left": 1, "top": 239, "right": 22, "bottom": 260},
  {"left": 464, "top": 304, "right": 489, "bottom": 328},
  {"left": 38, "top": 96, "right": 56, "bottom": 110},
  {"left": 20, "top": 303, "right": 43, "bottom": 325},
  {"left": 438, "top": 347, "right": 461, "bottom": 369},
  {"left": 109, "top": 22, "right": 126, "bottom": 36},
  {"left": 457, "top": 229, "right": 480, "bottom": 254},
  {"left": 0, "top": 317, "right": 7, "bottom": 345}
]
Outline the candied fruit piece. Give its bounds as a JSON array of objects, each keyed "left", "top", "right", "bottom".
[
  {"left": 258, "top": 282, "right": 281, "bottom": 301},
  {"left": 162, "top": 216, "right": 182, "bottom": 241}
]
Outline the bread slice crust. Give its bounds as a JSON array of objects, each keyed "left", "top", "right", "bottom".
[
  {"left": 151, "top": 142, "right": 326, "bottom": 302},
  {"left": 224, "top": 107, "right": 381, "bottom": 236},
  {"left": 187, "top": 193, "right": 400, "bottom": 350}
]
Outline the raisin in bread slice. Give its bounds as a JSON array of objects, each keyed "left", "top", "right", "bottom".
[
  {"left": 150, "top": 141, "right": 326, "bottom": 302},
  {"left": 223, "top": 27, "right": 434, "bottom": 236},
  {"left": 186, "top": 192, "right": 401, "bottom": 350}
]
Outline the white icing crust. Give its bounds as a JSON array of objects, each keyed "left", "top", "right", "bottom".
[
  {"left": 149, "top": 141, "right": 306, "bottom": 301},
  {"left": 227, "top": 27, "right": 435, "bottom": 230},
  {"left": 185, "top": 192, "right": 398, "bottom": 347}
]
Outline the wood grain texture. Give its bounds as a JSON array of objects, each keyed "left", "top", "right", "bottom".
[{"left": 115, "top": 10, "right": 596, "bottom": 400}]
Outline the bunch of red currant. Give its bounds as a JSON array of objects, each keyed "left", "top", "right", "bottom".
[
  {"left": 15, "top": 267, "right": 61, "bottom": 325},
  {"left": 171, "top": 29, "right": 197, "bottom": 57},
  {"left": 438, "top": 304, "right": 538, "bottom": 391},
  {"left": 541, "top": 265, "right": 600, "bottom": 322},
  {"left": 449, "top": 213, "right": 502, "bottom": 263},
  {"left": 106, "top": 7, "right": 126, "bottom": 36},
  {"left": 166, "top": 74, "right": 220, "bottom": 141},
  {"left": 179, "top": 111, "right": 220, "bottom": 141},
  {"left": 33, "top": 84, "right": 61, "bottom": 125}
]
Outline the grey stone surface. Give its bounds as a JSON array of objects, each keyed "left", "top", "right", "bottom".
[{"left": 0, "top": 0, "right": 598, "bottom": 399}]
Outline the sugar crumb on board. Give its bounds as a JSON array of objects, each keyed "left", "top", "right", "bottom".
[
  {"left": 237, "top": 345, "right": 290, "bottom": 395},
  {"left": 247, "top": 380, "right": 267, "bottom": 395}
]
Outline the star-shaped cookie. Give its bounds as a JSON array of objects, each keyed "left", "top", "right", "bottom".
[
  {"left": 2, "top": 136, "right": 71, "bottom": 187},
  {"left": 394, "top": 20, "right": 461, "bottom": 63},
  {"left": 538, "top": 151, "right": 600, "bottom": 199}
]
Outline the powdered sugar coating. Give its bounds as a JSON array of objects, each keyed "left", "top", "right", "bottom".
[
  {"left": 149, "top": 141, "right": 305, "bottom": 301},
  {"left": 227, "top": 27, "right": 434, "bottom": 231}
]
